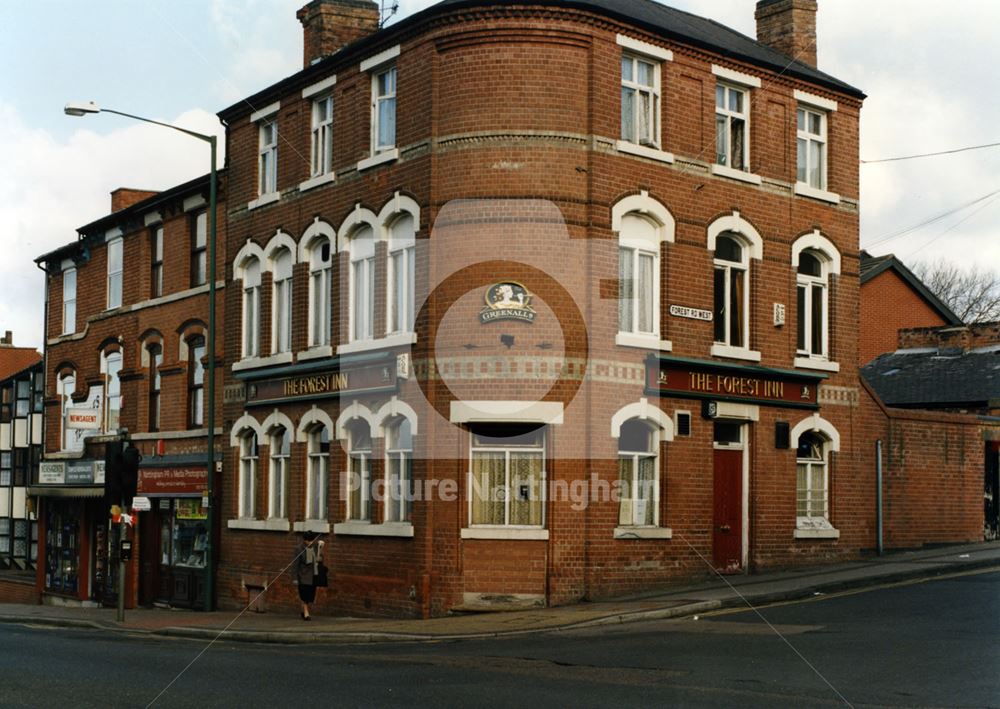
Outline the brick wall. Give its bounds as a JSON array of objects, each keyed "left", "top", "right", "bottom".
[{"left": 859, "top": 270, "right": 950, "bottom": 365}]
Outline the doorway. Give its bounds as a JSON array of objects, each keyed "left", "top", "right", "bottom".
[{"left": 713, "top": 421, "right": 746, "bottom": 573}]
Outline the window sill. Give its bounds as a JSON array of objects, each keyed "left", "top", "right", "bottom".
[
  {"left": 337, "top": 332, "right": 416, "bottom": 356},
  {"left": 357, "top": 149, "right": 399, "bottom": 172},
  {"left": 232, "top": 352, "right": 294, "bottom": 372},
  {"left": 616, "top": 333, "right": 672, "bottom": 352},
  {"left": 247, "top": 192, "right": 280, "bottom": 211},
  {"left": 710, "top": 344, "right": 762, "bottom": 362},
  {"left": 711, "top": 164, "right": 762, "bottom": 186},
  {"left": 298, "top": 345, "right": 334, "bottom": 362},
  {"left": 461, "top": 527, "right": 549, "bottom": 541},
  {"left": 794, "top": 526, "right": 840, "bottom": 540},
  {"left": 614, "top": 526, "right": 673, "bottom": 540},
  {"left": 227, "top": 518, "right": 290, "bottom": 532},
  {"left": 616, "top": 140, "right": 675, "bottom": 164},
  {"left": 298, "top": 172, "right": 336, "bottom": 193},
  {"left": 793, "top": 356, "right": 840, "bottom": 373},
  {"left": 334, "top": 522, "right": 414, "bottom": 538},
  {"left": 293, "top": 520, "right": 331, "bottom": 534},
  {"left": 794, "top": 182, "right": 841, "bottom": 205}
]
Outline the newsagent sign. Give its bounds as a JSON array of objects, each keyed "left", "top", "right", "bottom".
[
  {"left": 245, "top": 360, "right": 397, "bottom": 407},
  {"left": 645, "top": 355, "right": 824, "bottom": 409}
]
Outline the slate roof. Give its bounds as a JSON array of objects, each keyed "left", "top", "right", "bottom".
[
  {"left": 220, "top": 0, "right": 863, "bottom": 121},
  {"left": 859, "top": 251, "right": 963, "bottom": 326},
  {"left": 862, "top": 348, "right": 1000, "bottom": 409}
]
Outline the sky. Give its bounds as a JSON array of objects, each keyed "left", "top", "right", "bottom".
[{"left": 2, "top": 0, "right": 998, "bottom": 350}]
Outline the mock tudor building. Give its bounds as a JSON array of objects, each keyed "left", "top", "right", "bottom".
[
  {"left": 213, "top": 0, "right": 878, "bottom": 618},
  {"left": 33, "top": 176, "right": 225, "bottom": 609}
]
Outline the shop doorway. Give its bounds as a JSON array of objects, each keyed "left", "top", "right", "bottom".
[
  {"left": 139, "top": 498, "right": 207, "bottom": 609},
  {"left": 986, "top": 442, "right": 1000, "bottom": 541},
  {"left": 713, "top": 421, "right": 745, "bottom": 573}
]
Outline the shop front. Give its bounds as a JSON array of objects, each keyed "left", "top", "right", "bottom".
[{"left": 135, "top": 462, "right": 208, "bottom": 609}]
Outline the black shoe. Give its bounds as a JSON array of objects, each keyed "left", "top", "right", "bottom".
[{"left": 303, "top": 615, "right": 311, "bottom": 621}]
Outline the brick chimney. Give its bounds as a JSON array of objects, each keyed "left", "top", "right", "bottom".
[
  {"left": 0, "top": 331, "right": 12, "bottom": 347},
  {"left": 755, "top": 0, "right": 818, "bottom": 67},
  {"left": 297, "top": 0, "right": 381, "bottom": 68},
  {"left": 111, "top": 188, "right": 158, "bottom": 213}
]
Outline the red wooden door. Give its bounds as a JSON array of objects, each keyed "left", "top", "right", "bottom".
[{"left": 713, "top": 449, "right": 743, "bottom": 573}]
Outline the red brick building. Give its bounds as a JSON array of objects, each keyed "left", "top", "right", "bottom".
[
  {"left": 212, "top": 0, "right": 882, "bottom": 618},
  {"left": 32, "top": 175, "right": 225, "bottom": 609}
]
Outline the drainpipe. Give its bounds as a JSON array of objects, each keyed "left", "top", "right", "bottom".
[{"left": 876, "top": 439, "right": 884, "bottom": 556}]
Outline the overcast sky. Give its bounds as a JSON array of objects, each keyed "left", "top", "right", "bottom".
[{"left": 2, "top": 0, "right": 998, "bottom": 350}]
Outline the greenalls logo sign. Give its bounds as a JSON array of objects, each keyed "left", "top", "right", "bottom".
[{"left": 480, "top": 281, "right": 537, "bottom": 324}]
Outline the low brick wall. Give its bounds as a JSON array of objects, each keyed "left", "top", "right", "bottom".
[{"left": 0, "top": 574, "right": 39, "bottom": 605}]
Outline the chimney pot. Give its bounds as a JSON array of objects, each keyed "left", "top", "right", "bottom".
[
  {"left": 755, "top": 0, "right": 818, "bottom": 67},
  {"left": 298, "top": 0, "right": 380, "bottom": 69}
]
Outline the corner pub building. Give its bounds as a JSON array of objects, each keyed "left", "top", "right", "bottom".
[{"left": 213, "top": 0, "right": 878, "bottom": 618}]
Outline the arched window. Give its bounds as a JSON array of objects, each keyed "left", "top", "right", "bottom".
[
  {"left": 796, "top": 250, "right": 829, "bottom": 359},
  {"left": 308, "top": 238, "right": 332, "bottom": 348},
  {"left": 347, "top": 421, "right": 373, "bottom": 521},
  {"left": 271, "top": 248, "right": 293, "bottom": 354},
  {"left": 387, "top": 214, "right": 415, "bottom": 335},
  {"left": 148, "top": 344, "right": 162, "bottom": 432},
  {"left": 384, "top": 417, "right": 413, "bottom": 523},
  {"left": 241, "top": 257, "right": 262, "bottom": 359},
  {"left": 239, "top": 432, "right": 259, "bottom": 519},
  {"left": 618, "top": 214, "right": 660, "bottom": 339},
  {"left": 713, "top": 232, "right": 749, "bottom": 349},
  {"left": 306, "top": 426, "right": 330, "bottom": 521},
  {"left": 57, "top": 371, "right": 75, "bottom": 450},
  {"left": 268, "top": 426, "right": 290, "bottom": 520},
  {"left": 187, "top": 336, "right": 205, "bottom": 429},
  {"left": 618, "top": 419, "right": 658, "bottom": 527},
  {"left": 796, "top": 431, "right": 830, "bottom": 525},
  {"left": 349, "top": 227, "right": 376, "bottom": 343},
  {"left": 102, "top": 350, "right": 122, "bottom": 433}
]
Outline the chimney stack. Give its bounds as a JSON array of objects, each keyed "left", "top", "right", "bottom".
[
  {"left": 297, "top": 0, "right": 381, "bottom": 68},
  {"left": 755, "top": 0, "right": 818, "bottom": 67},
  {"left": 1, "top": 331, "right": 12, "bottom": 347},
  {"left": 111, "top": 188, "right": 159, "bottom": 213}
]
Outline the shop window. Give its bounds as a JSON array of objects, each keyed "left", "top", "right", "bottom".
[
  {"left": 268, "top": 426, "right": 290, "bottom": 520},
  {"left": 188, "top": 336, "right": 205, "bottom": 429},
  {"left": 387, "top": 214, "right": 416, "bottom": 336},
  {"left": 169, "top": 499, "right": 208, "bottom": 570},
  {"left": 62, "top": 267, "right": 76, "bottom": 335},
  {"left": 148, "top": 344, "right": 162, "bottom": 432},
  {"left": 238, "top": 432, "right": 258, "bottom": 519},
  {"left": 191, "top": 211, "right": 207, "bottom": 288},
  {"left": 469, "top": 424, "right": 545, "bottom": 528},
  {"left": 306, "top": 426, "right": 330, "bottom": 521},
  {"left": 384, "top": 417, "right": 413, "bottom": 523},
  {"left": 308, "top": 238, "right": 332, "bottom": 348},
  {"left": 347, "top": 421, "right": 373, "bottom": 522},
  {"left": 44, "top": 506, "right": 79, "bottom": 594},
  {"left": 241, "top": 257, "right": 262, "bottom": 359},
  {"left": 151, "top": 226, "right": 164, "bottom": 298},
  {"left": 271, "top": 248, "right": 293, "bottom": 354},
  {"left": 102, "top": 350, "right": 122, "bottom": 433},
  {"left": 713, "top": 233, "right": 749, "bottom": 350},
  {"left": 617, "top": 419, "right": 659, "bottom": 527}
]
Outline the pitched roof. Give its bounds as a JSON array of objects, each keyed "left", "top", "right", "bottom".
[
  {"left": 0, "top": 348, "right": 42, "bottom": 382},
  {"left": 862, "top": 348, "right": 1000, "bottom": 409},
  {"left": 220, "top": 0, "right": 863, "bottom": 121},
  {"left": 859, "top": 250, "right": 963, "bottom": 326}
]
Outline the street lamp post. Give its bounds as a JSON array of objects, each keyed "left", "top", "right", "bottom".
[{"left": 65, "top": 101, "right": 219, "bottom": 612}]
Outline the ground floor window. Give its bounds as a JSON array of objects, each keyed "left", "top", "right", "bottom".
[
  {"left": 796, "top": 431, "right": 829, "bottom": 523},
  {"left": 44, "top": 502, "right": 80, "bottom": 594},
  {"left": 469, "top": 424, "right": 545, "bottom": 527},
  {"left": 618, "top": 419, "right": 658, "bottom": 527}
]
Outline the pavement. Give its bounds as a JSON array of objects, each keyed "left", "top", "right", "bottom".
[{"left": 3, "top": 540, "right": 999, "bottom": 645}]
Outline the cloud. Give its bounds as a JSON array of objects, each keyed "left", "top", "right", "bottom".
[{"left": 0, "top": 103, "right": 223, "bottom": 350}]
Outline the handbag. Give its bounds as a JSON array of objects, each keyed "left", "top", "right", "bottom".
[{"left": 314, "top": 562, "right": 329, "bottom": 587}]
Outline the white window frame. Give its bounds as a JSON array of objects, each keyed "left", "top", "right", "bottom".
[
  {"left": 271, "top": 248, "right": 293, "bottom": 355},
  {"left": 387, "top": 215, "right": 415, "bottom": 336},
  {"left": 796, "top": 433, "right": 829, "bottom": 523},
  {"left": 107, "top": 237, "right": 123, "bottom": 310},
  {"left": 306, "top": 426, "right": 329, "bottom": 521},
  {"left": 620, "top": 53, "right": 661, "bottom": 149},
  {"left": 239, "top": 433, "right": 258, "bottom": 520},
  {"left": 467, "top": 427, "right": 547, "bottom": 530},
  {"left": 310, "top": 94, "right": 334, "bottom": 179},
  {"left": 57, "top": 372, "right": 75, "bottom": 450},
  {"left": 62, "top": 267, "right": 76, "bottom": 335},
  {"left": 347, "top": 423, "right": 373, "bottom": 522},
  {"left": 102, "top": 350, "right": 122, "bottom": 433},
  {"left": 796, "top": 250, "right": 829, "bottom": 360},
  {"left": 371, "top": 65, "right": 397, "bottom": 155},
  {"left": 268, "top": 427, "right": 290, "bottom": 520},
  {"left": 348, "top": 228, "right": 376, "bottom": 343},
  {"left": 241, "top": 258, "right": 262, "bottom": 359},
  {"left": 384, "top": 417, "right": 413, "bottom": 524},
  {"left": 715, "top": 82, "right": 750, "bottom": 173},
  {"left": 713, "top": 233, "right": 751, "bottom": 351},
  {"left": 258, "top": 119, "right": 278, "bottom": 197},
  {"left": 617, "top": 420, "right": 660, "bottom": 528},
  {"left": 618, "top": 216, "right": 661, "bottom": 342},
  {"left": 797, "top": 106, "right": 827, "bottom": 191},
  {"left": 308, "top": 239, "right": 332, "bottom": 348}
]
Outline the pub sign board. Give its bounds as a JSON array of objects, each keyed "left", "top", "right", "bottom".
[
  {"left": 246, "top": 360, "right": 397, "bottom": 407},
  {"left": 645, "top": 355, "right": 824, "bottom": 409}
]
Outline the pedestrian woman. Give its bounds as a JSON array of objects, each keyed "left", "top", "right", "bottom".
[{"left": 294, "top": 531, "right": 325, "bottom": 620}]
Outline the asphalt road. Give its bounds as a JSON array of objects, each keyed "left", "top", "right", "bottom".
[{"left": 3, "top": 569, "right": 998, "bottom": 708}]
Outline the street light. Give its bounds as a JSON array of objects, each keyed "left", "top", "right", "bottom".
[{"left": 65, "top": 101, "right": 220, "bottom": 612}]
